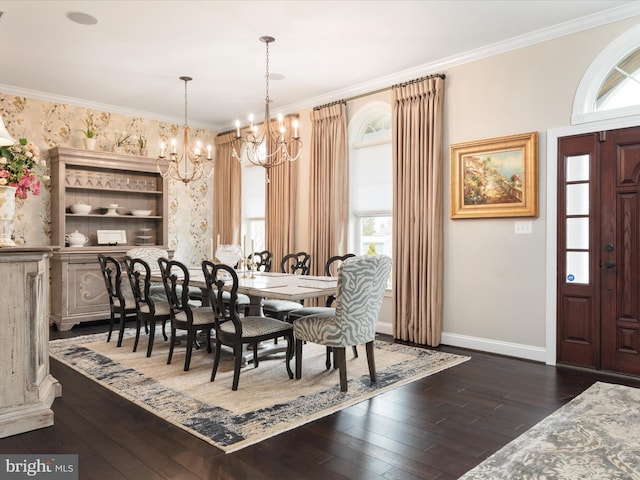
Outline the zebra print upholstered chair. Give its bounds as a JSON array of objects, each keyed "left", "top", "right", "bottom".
[
  {"left": 288, "top": 253, "right": 357, "bottom": 369},
  {"left": 292, "top": 255, "right": 392, "bottom": 392}
]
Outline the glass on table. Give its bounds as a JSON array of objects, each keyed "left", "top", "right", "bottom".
[{"left": 215, "top": 244, "right": 243, "bottom": 267}]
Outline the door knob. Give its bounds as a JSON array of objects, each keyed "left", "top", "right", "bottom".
[
  {"left": 605, "top": 260, "right": 616, "bottom": 268},
  {"left": 605, "top": 244, "right": 614, "bottom": 252}
]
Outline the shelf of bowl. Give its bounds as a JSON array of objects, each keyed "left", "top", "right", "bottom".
[{"left": 67, "top": 204, "right": 156, "bottom": 218}]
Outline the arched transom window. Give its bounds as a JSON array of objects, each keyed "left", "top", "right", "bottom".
[{"left": 596, "top": 47, "right": 640, "bottom": 111}]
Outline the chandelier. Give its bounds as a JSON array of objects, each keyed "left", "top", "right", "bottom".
[
  {"left": 232, "top": 36, "right": 302, "bottom": 173},
  {"left": 157, "top": 76, "right": 213, "bottom": 184}
]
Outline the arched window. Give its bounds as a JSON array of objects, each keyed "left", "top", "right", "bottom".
[
  {"left": 596, "top": 47, "right": 640, "bottom": 111},
  {"left": 348, "top": 101, "right": 393, "bottom": 266},
  {"left": 573, "top": 24, "right": 640, "bottom": 124},
  {"left": 357, "top": 106, "right": 392, "bottom": 144}
]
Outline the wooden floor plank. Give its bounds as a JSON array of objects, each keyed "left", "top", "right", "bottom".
[{"left": 2, "top": 323, "right": 640, "bottom": 479}]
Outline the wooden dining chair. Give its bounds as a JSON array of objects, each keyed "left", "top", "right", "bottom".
[
  {"left": 248, "top": 250, "right": 273, "bottom": 272},
  {"left": 123, "top": 256, "right": 170, "bottom": 357},
  {"left": 158, "top": 257, "right": 215, "bottom": 371},
  {"left": 125, "top": 247, "right": 169, "bottom": 299},
  {"left": 293, "top": 255, "right": 392, "bottom": 392},
  {"left": 202, "top": 260, "right": 294, "bottom": 391},
  {"left": 263, "top": 252, "right": 312, "bottom": 321},
  {"left": 280, "top": 252, "right": 312, "bottom": 275},
  {"left": 97, "top": 254, "right": 137, "bottom": 347}
]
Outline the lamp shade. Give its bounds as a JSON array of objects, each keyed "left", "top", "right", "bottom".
[{"left": 0, "top": 116, "right": 16, "bottom": 146}]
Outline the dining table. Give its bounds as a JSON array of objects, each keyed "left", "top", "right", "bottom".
[{"left": 199, "top": 270, "right": 337, "bottom": 315}]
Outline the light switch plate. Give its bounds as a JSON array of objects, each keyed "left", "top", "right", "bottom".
[{"left": 514, "top": 221, "right": 533, "bottom": 234}]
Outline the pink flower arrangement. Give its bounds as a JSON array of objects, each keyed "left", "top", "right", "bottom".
[{"left": 0, "top": 138, "right": 46, "bottom": 199}]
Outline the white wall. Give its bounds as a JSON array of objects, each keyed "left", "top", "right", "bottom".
[
  {"left": 295, "top": 14, "right": 640, "bottom": 357},
  {"left": 442, "top": 15, "right": 640, "bottom": 360}
]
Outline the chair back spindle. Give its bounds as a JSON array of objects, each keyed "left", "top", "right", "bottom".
[
  {"left": 248, "top": 250, "right": 273, "bottom": 272},
  {"left": 280, "top": 252, "right": 311, "bottom": 275}
]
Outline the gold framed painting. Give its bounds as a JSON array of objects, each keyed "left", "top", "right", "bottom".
[{"left": 450, "top": 131, "right": 538, "bottom": 219}]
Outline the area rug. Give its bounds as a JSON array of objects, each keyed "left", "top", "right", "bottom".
[
  {"left": 460, "top": 381, "right": 640, "bottom": 479},
  {"left": 49, "top": 329, "right": 468, "bottom": 453}
]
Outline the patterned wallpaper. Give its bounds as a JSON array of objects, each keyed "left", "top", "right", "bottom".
[{"left": 0, "top": 92, "right": 216, "bottom": 265}]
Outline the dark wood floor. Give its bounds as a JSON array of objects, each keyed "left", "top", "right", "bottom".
[{"left": 3, "top": 322, "right": 640, "bottom": 480}]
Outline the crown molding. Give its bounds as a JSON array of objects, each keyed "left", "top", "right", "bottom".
[{"left": 266, "top": 2, "right": 640, "bottom": 129}]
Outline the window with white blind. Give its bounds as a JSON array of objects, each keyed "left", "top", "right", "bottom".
[
  {"left": 241, "top": 164, "right": 266, "bottom": 252},
  {"left": 348, "top": 101, "right": 393, "bottom": 277}
]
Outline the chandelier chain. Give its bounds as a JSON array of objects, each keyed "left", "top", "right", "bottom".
[
  {"left": 265, "top": 39, "right": 270, "bottom": 102},
  {"left": 184, "top": 78, "right": 188, "bottom": 127}
]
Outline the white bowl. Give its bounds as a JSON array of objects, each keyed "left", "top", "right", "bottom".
[
  {"left": 131, "top": 209, "right": 152, "bottom": 217},
  {"left": 69, "top": 203, "right": 91, "bottom": 214}
]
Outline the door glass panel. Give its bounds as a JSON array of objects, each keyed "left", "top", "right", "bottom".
[
  {"left": 565, "top": 154, "right": 590, "bottom": 182},
  {"left": 566, "top": 183, "right": 589, "bottom": 215},
  {"left": 566, "top": 218, "right": 589, "bottom": 249},
  {"left": 566, "top": 251, "right": 589, "bottom": 284}
]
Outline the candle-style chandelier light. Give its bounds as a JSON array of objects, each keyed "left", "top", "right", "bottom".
[
  {"left": 157, "top": 76, "right": 213, "bottom": 184},
  {"left": 232, "top": 36, "right": 302, "bottom": 173}
]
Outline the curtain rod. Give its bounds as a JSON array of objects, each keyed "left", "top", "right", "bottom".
[
  {"left": 314, "top": 73, "right": 445, "bottom": 110},
  {"left": 220, "top": 73, "right": 448, "bottom": 131}
]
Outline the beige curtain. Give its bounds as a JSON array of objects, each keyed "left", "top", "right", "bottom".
[
  {"left": 265, "top": 115, "right": 299, "bottom": 268},
  {"left": 214, "top": 132, "right": 242, "bottom": 245},
  {"left": 309, "top": 103, "right": 349, "bottom": 277},
  {"left": 392, "top": 75, "right": 445, "bottom": 346}
]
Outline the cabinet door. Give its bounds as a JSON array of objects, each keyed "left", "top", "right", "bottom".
[{"left": 66, "top": 260, "right": 110, "bottom": 316}]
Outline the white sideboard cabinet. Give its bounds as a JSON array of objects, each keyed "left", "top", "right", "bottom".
[{"left": 0, "top": 247, "right": 61, "bottom": 438}]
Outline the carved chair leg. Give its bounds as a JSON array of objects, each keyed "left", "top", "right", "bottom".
[
  {"left": 253, "top": 342, "right": 259, "bottom": 368},
  {"left": 133, "top": 315, "right": 142, "bottom": 352},
  {"left": 334, "top": 347, "right": 348, "bottom": 392},
  {"left": 285, "top": 333, "right": 293, "bottom": 379},
  {"left": 232, "top": 343, "right": 243, "bottom": 391},
  {"left": 210, "top": 339, "right": 222, "bottom": 382},
  {"left": 162, "top": 319, "right": 168, "bottom": 341},
  {"left": 206, "top": 329, "right": 212, "bottom": 353},
  {"left": 146, "top": 318, "right": 156, "bottom": 357},
  {"left": 184, "top": 330, "right": 195, "bottom": 371},
  {"left": 167, "top": 326, "right": 176, "bottom": 365},
  {"left": 295, "top": 338, "right": 304, "bottom": 379},
  {"left": 107, "top": 308, "right": 115, "bottom": 342},
  {"left": 116, "top": 308, "right": 126, "bottom": 347},
  {"left": 365, "top": 341, "right": 376, "bottom": 384}
]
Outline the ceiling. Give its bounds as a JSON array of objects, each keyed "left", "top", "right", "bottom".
[{"left": 0, "top": 0, "right": 638, "bottom": 131}]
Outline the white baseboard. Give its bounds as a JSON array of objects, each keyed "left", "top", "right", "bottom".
[
  {"left": 440, "top": 332, "right": 548, "bottom": 363},
  {"left": 376, "top": 327, "right": 548, "bottom": 364},
  {"left": 376, "top": 321, "right": 393, "bottom": 336}
]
